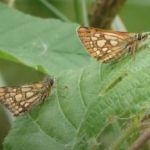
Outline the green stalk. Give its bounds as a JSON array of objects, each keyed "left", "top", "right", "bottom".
[{"left": 40, "top": 0, "right": 70, "bottom": 22}]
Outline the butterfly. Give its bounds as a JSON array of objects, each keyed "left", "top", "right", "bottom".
[
  {"left": 0, "top": 76, "right": 54, "bottom": 116},
  {"left": 78, "top": 26, "right": 149, "bottom": 63}
]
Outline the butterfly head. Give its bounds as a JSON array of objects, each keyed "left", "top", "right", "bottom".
[
  {"left": 135, "top": 32, "right": 149, "bottom": 41},
  {"left": 43, "top": 75, "right": 54, "bottom": 88}
]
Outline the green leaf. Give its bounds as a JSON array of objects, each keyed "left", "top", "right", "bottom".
[
  {"left": 0, "top": 3, "right": 90, "bottom": 75},
  {"left": 1, "top": 3, "right": 150, "bottom": 150},
  {"left": 4, "top": 46, "right": 150, "bottom": 149}
]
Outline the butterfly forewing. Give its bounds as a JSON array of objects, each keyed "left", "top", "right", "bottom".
[
  {"left": 78, "top": 26, "right": 148, "bottom": 62},
  {"left": 0, "top": 76, "right": 54, "bottom": 116}
]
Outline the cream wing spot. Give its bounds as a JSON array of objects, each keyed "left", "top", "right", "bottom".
[
  {"left": 6, "top": 98, "right": 13, "bottom": 103},
  {"left": 27, "top": 96, "right": 39, "bottom": 103},
  {"left": 107, "top": 50, "right": 112, "bottom": 53},
  {"left": 15, "top": 94, "right": 22, "bottom": 102},
  {"left": 10, "top": 93, "right": 16, "bottom": 96},
  {"left": 90, "top": 44, "right": 94, "bottom": 48},
  {"left": 18, "top": 107, "right": 23, "bottom": 112},
  {"left": 93, "top": 47, "right": 97, "bottom": 51},
  {"left": 108, "top": 55, "right": 113, "bottom": 59},
  {"left": 24, "top": 103, "right": 30, "bottom": 108},
  {"left": 110, "top": 40, "right": 118, "bottom": 46},
  {"left": 34, "top": 83, "right": 43, "bottom": 88},
  {"left": 104, "top": 34, "right": 117, "bottom": 40},
  {"left": 94, "top": 33, "right": 101, "bottom": 37},
  {"left": 90, "top": 41, "right": 93, "bottom": 44},
  {"left": 14, "top": 111, "right": 19, "bottom": 115},
  {"left": 5, "top": 93, "right": 10, "bottom": 98},
  {"left": 20, "top": 101, "right": 25, "bottom": 106},
  {"left": 21, "top": 87, "right": 32, "bottom": 92},
  {"left": 98, "top": 53, "right": 103, "bottom": 57},
  {"left": 97, "top": 40, "right": 106, "bottom": 47},
  {"left": 7, "top": 88, "right": 16, "bottom": 92},
  {"left": 91, "top": 37, "right": 97, "bottom": 41},
  {"left": 96, "top": 51, "right": 100, "bottom": 55},
  {"left": 26, "top": 92, "right": 34, "bottom": 98},
  {"left": 12, "top": 89, "right": 17, "bottom": 92},
  {"left": 15, "top": 105, "right": 19, "bottom": 110},
  {"left": 102, "top": 47, "right": 108, "bottom": 52}
]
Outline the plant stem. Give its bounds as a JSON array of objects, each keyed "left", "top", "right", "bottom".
[
  {"left": 81, "top": 0, "right": 89, "bottom": 26},
  {"left": 40, "top": 0, "right": 70, "bottom": 22},
  {"left": 89, "top": 0, "right": 126, "bottom": 29},
  {"left": 74, "top": 0, "right": 89, "bottom": 26}
]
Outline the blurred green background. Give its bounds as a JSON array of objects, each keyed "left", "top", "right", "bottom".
[
  {"left": 120, "top": 0, "right": 150, "bottom": 31},
  {"left": 2, "top": 0, "right": 150, "bottom": 31}
]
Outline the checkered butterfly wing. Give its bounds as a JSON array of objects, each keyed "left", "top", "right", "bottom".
[
  {"left": 0, "top": 76, "right": 54, "bottom": 116},
  {"left": 78, "top": 27, "right": 148, "bottom": 62}
]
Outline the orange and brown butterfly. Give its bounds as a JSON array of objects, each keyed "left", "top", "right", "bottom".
[
  {"left": 78, "top": 26, "right": 149, "bottom": 63},
  {"left": 0, "top": 76, "right": 54, "bottom": 116}
]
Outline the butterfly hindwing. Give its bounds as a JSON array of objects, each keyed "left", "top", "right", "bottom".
[{"left": 0, "top": 76, "right": 54, "bottom": 116}]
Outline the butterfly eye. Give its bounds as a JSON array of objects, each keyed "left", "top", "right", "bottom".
[
  {"left": 43, "top": 76, "right": 54, "bottom": 87},
  {"left": 50, "top": 79, "right": 54, "bottom": 86},
  {"left": 136, "top": 33, "right": 147, "bottom": 41}
]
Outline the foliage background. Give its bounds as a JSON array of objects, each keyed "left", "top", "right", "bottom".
[{"left": 0, "top": 0, "right": 150, "bottom": 150}]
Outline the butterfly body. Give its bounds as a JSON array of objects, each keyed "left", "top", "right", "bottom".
[
  {"left": 78, "top": 27, "right": 148, "bottom": 62},
  {"left": 0, "top": 76, "right": 54, "bottom": 116}
]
